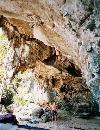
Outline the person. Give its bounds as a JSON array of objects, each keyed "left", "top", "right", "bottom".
[
  {"left": 39, "top": 102, "right": 50, "bottom": 119},
  {"left": 45, "top": 102, "right": 50, "bottom": 113},
  {"left": 39, "top": 108, "right": 44, "bottom": 118},
  {"left": 50, "top": 102, "right": 58, "bottom": 122}
]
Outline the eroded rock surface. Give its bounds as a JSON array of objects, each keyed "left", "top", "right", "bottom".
[{"left": 0, "top": 0, "right": 100, "bottom": 112}]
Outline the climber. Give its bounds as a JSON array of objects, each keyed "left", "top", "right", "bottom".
[
  {"left": 39, "top": 102, "right": 50, "bottom": 118},
  {"left": 49, "top": 102, "right": 58, "bottom": 122},
  {"left": 38, "top": 108, "right": 44, "bottom": 118}
]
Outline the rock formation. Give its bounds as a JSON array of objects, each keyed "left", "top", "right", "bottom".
[{"left": 0, "top": 0, "right": 100, "bottom": 112}]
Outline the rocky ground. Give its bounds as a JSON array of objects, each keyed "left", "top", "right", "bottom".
[
  {"left": 0, "top": 116, "right": 100, "bottom": 130},
  {"left": 0, "top": 101, "right": 100, "bottom": 130},
  {"left": 33, "top": 117, "right": 100, "bottom": 130}
]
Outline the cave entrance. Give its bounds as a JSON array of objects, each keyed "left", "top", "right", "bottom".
[{"left": 0, "top": 16, "right": 99, "bottom": 115}]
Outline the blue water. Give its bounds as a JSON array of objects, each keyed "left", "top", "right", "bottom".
[{"left": 0, "top": 123, "right": 49, "bottom": 130}]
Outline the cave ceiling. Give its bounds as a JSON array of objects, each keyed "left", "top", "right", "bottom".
[{"left": 0, "top": 0, "right": 100, "bottom": 101}]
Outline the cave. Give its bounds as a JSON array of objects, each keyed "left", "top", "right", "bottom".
[{"left": 0, "top": 0, "right": 100, "bottom": 129}]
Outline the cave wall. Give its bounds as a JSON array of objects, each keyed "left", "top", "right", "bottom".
[{"left": 0, "top": 0, "right": 100, "bottom": 111}]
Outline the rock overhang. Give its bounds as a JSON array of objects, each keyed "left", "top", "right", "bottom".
[{"left": 0, "top": 0, "right": 100, "bottom": 112}]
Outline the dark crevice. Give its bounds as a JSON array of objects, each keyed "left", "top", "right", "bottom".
[
  {"left": 79, "top": 11, "right": 93, "bottom": 26},
  {"left": 43, "top": 53, "right": 56, "bottom": 65},
  {"left": 64, "top": 63, "right": 82, "bottom": 77},
  {"left": 44, "top": 54, "right": 82, "bottom": 77},
  {"left": 49, "top": 76, "right": 56, "bottom": 86},
  {"left": 92, "top": 74, "right": 95, "bottom": 78},
  {"left": 60, "top": 84, "right": 66, "bottom": 93}
]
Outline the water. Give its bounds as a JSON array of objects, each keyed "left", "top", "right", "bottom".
[
  {"left": 0, "top": 123, "right": 17, "bottom": 130},
  {"left": 0, "top": 123, "right": 49, "bottom": 130}
]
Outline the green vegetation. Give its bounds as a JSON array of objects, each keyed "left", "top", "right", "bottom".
[
  {"left": 87, "top": 19, "right": 96, "bottom": 31},
  {"left": 1, "top": 88, "right": 14, "bottom": 106},
  {"left": 14, "top": 96, "right": 27, "bottom": 106},
  {"left": 97, "top": 40, "right": 100, "bottom": 47}
]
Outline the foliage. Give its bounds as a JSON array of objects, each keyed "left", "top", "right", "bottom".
[
  {"left": 14, "top": 96, "right": 27, "bottom": 106},
  {"left": 97, "top": 40, "right": 100, "bottom": 47},
  {"left": 1, "top": 88, "right": 14, "bottom": 107},
  {"left": 87, "top": 19, "right": 96, "bottom": 31}
]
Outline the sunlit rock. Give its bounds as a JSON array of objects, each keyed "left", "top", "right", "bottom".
[{"left": 0, "top": 0, "right": 99, "bottom": 113}]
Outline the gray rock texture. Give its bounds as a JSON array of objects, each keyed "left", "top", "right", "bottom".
[{"left": 0, "top": 0, "right": 100, "bottom": 111}]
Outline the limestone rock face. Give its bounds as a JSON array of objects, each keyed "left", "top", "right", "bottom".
[{"left": 0, "top": 0, "right": 100, "bottom": 111}]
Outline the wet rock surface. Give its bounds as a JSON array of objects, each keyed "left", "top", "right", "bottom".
[{"left": 0, "top": 113, "right": 18, "bottom": 124}]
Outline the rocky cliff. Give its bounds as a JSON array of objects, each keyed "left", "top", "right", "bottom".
[{"left": 0, "top": 0, "right": 100, "bottom": 113}]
